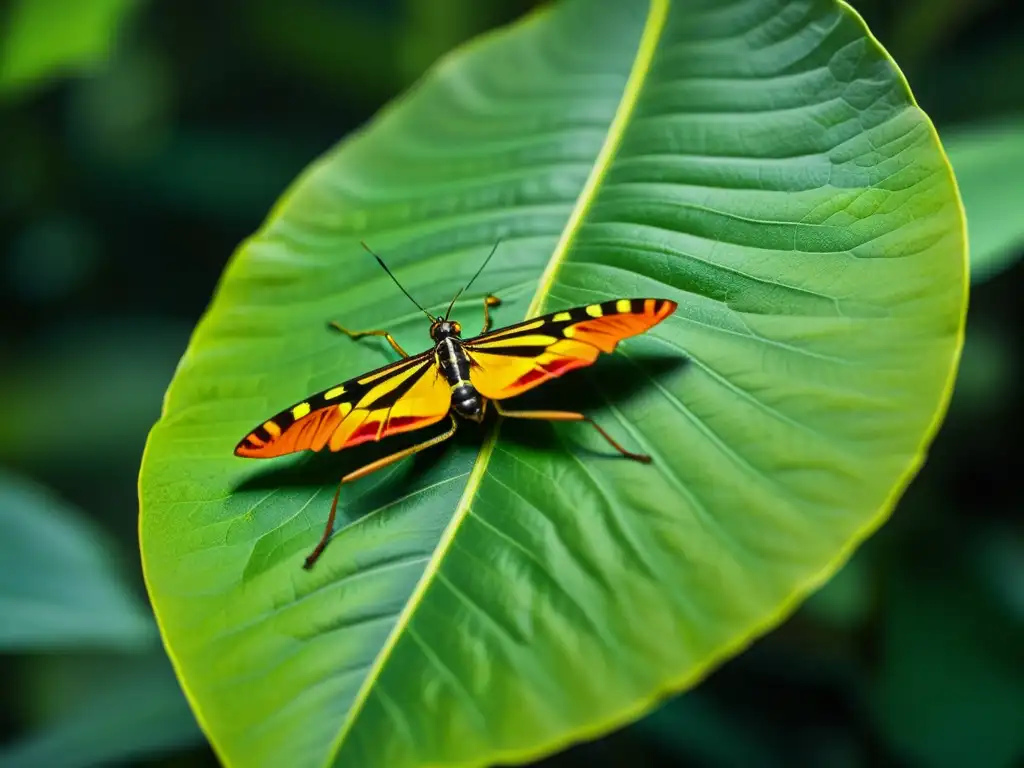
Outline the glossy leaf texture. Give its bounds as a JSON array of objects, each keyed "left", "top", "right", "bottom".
[{"left": 139, "top": 1, "right": 966, "bottom": 767}]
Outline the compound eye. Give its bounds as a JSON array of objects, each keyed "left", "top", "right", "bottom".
[{"left": 452, "top": 322, "right": 462, "bottom": 334}]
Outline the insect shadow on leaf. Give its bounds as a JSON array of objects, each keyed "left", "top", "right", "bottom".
[{"left": 483, "top": 350, "right": 688, "bottom": 455}]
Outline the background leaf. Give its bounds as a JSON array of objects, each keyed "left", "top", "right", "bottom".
[
  {"left": 0, "top": 321, "right": 189, "bottom": 469},
  {"left": 0, "top": 469, "right": 153, "bottom": 651},
  {"left": 139, "top": 1, "right": 965, "bottom": 767},
  {"left": 0, "top": 472, "right": 204, "bottom": 767},
  {"left": 632, "top": 693, "right": 780, "bottom": 768},
  {"left": 0, "top": 0, "right": 139, "bottom": 100},
  {"left": 867, "top": 558, "right": 1024, "bottom": 768},
  {"left": 0, "top": 651, "right": 203, "bottom": 768},
  {"left": 942, "top": 116, "right": 1024, "bottom": 283}
]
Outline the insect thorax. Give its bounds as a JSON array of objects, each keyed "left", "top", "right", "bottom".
[{"left": 435, "top": 336, "right": 469, "bottom": 385}]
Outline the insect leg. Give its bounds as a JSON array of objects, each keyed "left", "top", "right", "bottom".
[
  {"left": 492, "top": 401, "right": 651, "bottom": 463},
  {"left": 328, "top": 322, "right": 409, "bottom": 358},
  {"left": 303, "top": 415, "right": 459, "bottom": 569},
  {"left": 480, "top": 294, "right": 502, "bottom": 334}
]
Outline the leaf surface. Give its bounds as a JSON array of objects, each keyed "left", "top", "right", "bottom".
[{"left": 139, "top": 1, "right": 966, "bottom": 766}]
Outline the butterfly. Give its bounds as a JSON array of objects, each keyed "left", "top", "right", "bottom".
[{"left": 235, "top": 241, "right": 677, "bottom": 569}]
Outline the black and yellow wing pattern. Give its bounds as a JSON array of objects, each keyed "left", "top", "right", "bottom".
[
  {"left": 235, "top": 297, "right": 676, "bottom": 459},
  {"left": 234, "top": 351, "right": 451, "bottom": 459},
  {"left": 464, "top": 297, "right": 677, "bottom": 400}
]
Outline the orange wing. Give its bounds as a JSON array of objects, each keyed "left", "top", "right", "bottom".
[
  {"left": 235, "top": 351, "right": 451, "bottom": 459},
  {"left": 465, "top": 297, "right": 676, "bottom": 401}
]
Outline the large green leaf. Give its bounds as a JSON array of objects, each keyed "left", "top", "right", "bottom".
[
  {"left": 941, "top": 116, "right": 1024, "bottom": 283},
  {"left": 139, "top": 1, "right": 966, "bottom": 766}
]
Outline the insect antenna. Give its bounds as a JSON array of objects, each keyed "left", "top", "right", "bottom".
[
  {"left": 361, "top": 241, "right": 434, "bottom": 321},
  {"left": 444, "top": 239, "right": 502, "bottom": 320}
]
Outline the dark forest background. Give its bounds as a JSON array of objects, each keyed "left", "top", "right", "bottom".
[{"left": 1, "top": 1, "right": 1022, "bottom": 766}]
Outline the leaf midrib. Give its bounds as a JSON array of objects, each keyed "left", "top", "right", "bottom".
[{"left": 323, "top": 0, "right": 671, "bottom": 764}]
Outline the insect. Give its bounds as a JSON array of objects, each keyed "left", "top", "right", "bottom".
[{"left": 235, "top": 242, "right": 677, "bottom": 569}]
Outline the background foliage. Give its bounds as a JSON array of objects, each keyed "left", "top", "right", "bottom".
[{"left": 0, "top": 1, "right": 1021, "bottom": 767}]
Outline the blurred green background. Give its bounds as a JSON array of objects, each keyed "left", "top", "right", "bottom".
[{"left": 1, "top": 1, "right": 1021, "bottom": 766}]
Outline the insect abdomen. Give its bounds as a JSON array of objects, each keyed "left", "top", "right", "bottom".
[{"left": 451, "top": 382, "right": 483, "bottom": 421}]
